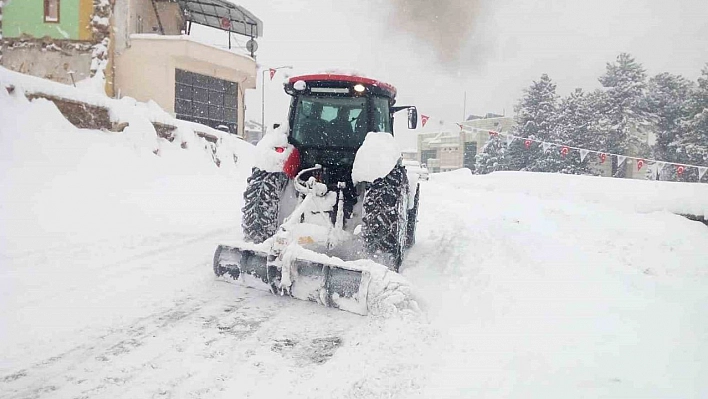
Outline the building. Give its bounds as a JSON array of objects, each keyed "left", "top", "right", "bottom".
[
  {"left": 0, "top": 0, "right": 99, "bottom": 83},
  {"left": 243, "top": 119, "right": 264, "bottom": 145},
  {"left": 0, "top": 0, "right": 261, "bottom": 137},
  {"left": 418, "top": 115, "right": 515, "bottom": 172}
]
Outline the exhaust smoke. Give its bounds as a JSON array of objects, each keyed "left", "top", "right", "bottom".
[{"left": 385, "top": 0, "right": 485, "bottom": 69}]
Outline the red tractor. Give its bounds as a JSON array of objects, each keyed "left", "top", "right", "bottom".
[{"left": 213, "top": 73, "right": 421, "bottom": 315}]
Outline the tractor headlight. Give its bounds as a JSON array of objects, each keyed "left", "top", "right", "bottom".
[
  {"left": 294, "top": 80, "right": 307, "bottom": 91},
  {"left": 353, "top": 84, "right": 365, "bottom": 93}
]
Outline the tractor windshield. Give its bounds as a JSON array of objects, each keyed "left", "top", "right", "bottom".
[{"left": 291, "top": 95, "right": 391, "bottom": 148}]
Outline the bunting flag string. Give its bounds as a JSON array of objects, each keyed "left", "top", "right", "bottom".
[
  {"left": 269, "top": 68, "right": 277, "bottom": 80},
  {"left": 414, "top": 113, "right": 706, "bottom": 181},
  {"left": 461, "top": 126, "right": 708, "bottom": 181}
]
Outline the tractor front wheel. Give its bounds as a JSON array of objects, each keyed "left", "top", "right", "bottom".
[
  {"left": 241, "top": 168, "right": 288, "bottom": 243},
  {"left": 361, "top": 164, "right": 409, "bottom": 272}
]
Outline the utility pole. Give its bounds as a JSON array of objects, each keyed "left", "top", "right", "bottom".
[
  {"left": 261, "top": 65, "right": 293, "bottom": 137},
  {"left": 463, "top": 91, "right": 467, "bottom": 122}
]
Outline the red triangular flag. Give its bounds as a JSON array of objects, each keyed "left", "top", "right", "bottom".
[
  {"left": 524, "top": 139, "right": 532, "bottom": 149},
  {"left": 560, "top": 146, "right": 569, "bottom": 157},
  {"left": 421, "top": 115, "right": 430, "bottom": 127},
  {"left": 599, "top": 153, "right": 607, "bottom": 164},
  {"left": 677, "top": 165, "right": 685, "bottom": 176},
  {"left": 488, "top": 130, "right": 498, "bottom": 137},
  {"left": 637, "top": 159, "right": 645, "bottom": 171},
  {"left": 269, "top": 68, "right": 277, "bottom": 80}
]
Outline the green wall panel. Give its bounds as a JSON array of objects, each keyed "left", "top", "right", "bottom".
[{"left": 3, "top": 0, "right": 81, "bottom": 40}]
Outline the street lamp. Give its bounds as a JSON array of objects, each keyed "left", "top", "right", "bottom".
[{"left": 262, "top": 65, "right": 293, "bottom": 136}]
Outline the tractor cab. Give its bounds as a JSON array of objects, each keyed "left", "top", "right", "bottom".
[{"left": 283, "top": 74, "right": 417, "bottom": 170}]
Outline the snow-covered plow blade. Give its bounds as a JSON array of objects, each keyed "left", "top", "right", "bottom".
[{"left": 213, "top": 244, "right": 418, "bottom": 316}]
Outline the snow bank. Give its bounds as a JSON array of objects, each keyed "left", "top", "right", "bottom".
[
  {"left": 0, "top": 87, "right": 253, "bottom": 257},
  {"left": 0, "top": 67, "right": 251, "bottom": 150},
  {"left": 352, "top": 132, "right": 400, "bottom": 183},
  {"left": 434, "top": 169, "right": 708, "bottom": 218}
]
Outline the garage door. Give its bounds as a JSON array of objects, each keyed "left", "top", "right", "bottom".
[{"left": 175, "top": 69, "right": 238, "bottom": 134}]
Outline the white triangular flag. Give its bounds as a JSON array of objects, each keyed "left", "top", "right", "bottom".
[
  {"left": 655, "top": 162, "right": 666, "bottom": 179},
  {"left": 506, "top": 134, "right": 514, "bottom": 146},
  {"left": 542, "top": 142, "right": 552, "bottom": 153},
  {"left": 699, "top": 166, "right": 708, "bottom": 180},
  {"left": 656, "top": 161, "right": 666, "bottom": 174},
  {"left": 617, "top": 155, "right": 627, "bottom": 166},
  {"left": 579, "top": 149, "right": 590, "bottom": 162}
]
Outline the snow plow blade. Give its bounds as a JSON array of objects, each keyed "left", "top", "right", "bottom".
[{"left": 213, "top": 244, "right": 370, "bottom": 315}]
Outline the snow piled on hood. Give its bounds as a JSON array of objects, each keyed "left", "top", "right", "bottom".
[{"left": 352, "top": 132, "right": 401, "bottom": 183}]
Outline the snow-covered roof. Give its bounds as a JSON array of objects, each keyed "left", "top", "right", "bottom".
[{"left": 176, "top": 0, "right": 262, "bottom": 38}]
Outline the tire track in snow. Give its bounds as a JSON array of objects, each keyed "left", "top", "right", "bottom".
[{"left": 0, "top": 287, "right": 284, "bottom": 398}]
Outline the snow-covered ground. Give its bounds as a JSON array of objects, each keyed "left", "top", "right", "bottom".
[{"left": 2, "top": 85, "right": 708, "bottom": 398}]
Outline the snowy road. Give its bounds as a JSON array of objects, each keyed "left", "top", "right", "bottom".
[
  {"left": 1, "top": 228, "right": 366, "bottom": 398},
  {"left": 3, "top": 173, "right": 708, "bottom": 398}
]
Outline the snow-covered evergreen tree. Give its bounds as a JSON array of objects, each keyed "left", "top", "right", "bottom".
[
  {"left": 507, "top": 74, "right": 559, "bottom": 171},
  {"left": 645, "top": 72, "right": 694, "bottom": 180},
  {"left": 597, "top": 53, "right": 651, "bottom": 177},
  {"left": 474, "top": 134, "right": 508, "bottom": 174},
  {"left": 676, "top": 64, "right": 708, "bottom": 182},
  {"left": 548, "top": 88, "right": 598, "bottom": 175}
]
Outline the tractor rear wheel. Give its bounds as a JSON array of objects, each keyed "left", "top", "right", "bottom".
[
  {"left": 242, "top": 168, "right": 288, "bottom": 243},
  {"left": 405, "top": 183, "right": 420, "bottom": 248},
  {"left": 362, "top": 164, "right": 409, "bottom": 271}
]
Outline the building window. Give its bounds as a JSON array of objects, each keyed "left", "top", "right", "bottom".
[
  {"left": 175, "top": 69, "right": 239, "bottom": 134},
  {"left": 44, "top": 0, "right": 60, "bottom": 23}
]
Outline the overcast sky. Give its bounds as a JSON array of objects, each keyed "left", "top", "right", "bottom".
[{"left": 198, "top": 0, "right": 708, "bottom": 147}]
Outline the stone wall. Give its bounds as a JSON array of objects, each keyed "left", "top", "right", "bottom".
[{"left": 1, "top": 39, "right": 93, "bottom": 85}]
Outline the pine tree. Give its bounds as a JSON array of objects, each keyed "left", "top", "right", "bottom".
[
  {"left": 597, "top": 53, "right": 651, "bottom": 177},
  {"left": 507, "top": 74, "right": 559, "bottom": 171},
  {"left": 474, "top": 134, "right": 508, "bottom": 174},
  {"left": 548, "top": 88, "right": 598, "bottom": 175},
  {"left": 677, "top": 64, "right": 708, "bottom": 182},
  {"left": 645, "top": 72, "right": 694, "bottom": 180}
]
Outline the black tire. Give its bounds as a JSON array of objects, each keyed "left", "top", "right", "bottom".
[
  {"left": 241, "top": 168, "right": 288, "bottom": 243},
  {"left": 405, "top": 183, "right": 420, "bottom": 249},
  {"left": 362, "top": 164, "right": 409, "bottom": 271}
]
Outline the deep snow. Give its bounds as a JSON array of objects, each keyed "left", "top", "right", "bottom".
[{"left": 1, "top": 80, "right": 708, "bottom": 398}]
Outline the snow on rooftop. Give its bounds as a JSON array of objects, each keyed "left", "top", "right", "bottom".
[{"left": 128, "top": 33, "right": 256, "bottom": 61}]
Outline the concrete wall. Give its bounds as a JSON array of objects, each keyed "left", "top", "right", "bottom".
[
  {"left": 124, "top": 0, "right": 183, "bottom": 37},
  {"left": 1, "top": 45, "right": 92, "bottom": 84},
  {"left": 2, "top": 0, "right": 93, "bottom": 41},
  {"left": 114, "top": 35, "right": 256, "bottom": 136}
]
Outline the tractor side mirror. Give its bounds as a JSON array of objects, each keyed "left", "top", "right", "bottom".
[{"left": 407, "top": 107, "right": 418, "bottom": 129}]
